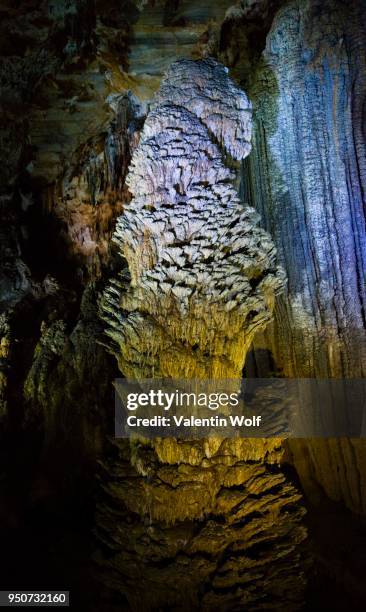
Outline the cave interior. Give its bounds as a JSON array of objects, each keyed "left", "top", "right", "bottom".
[{"left": 1, "top": 0, "right": 366, "bottom": 610}]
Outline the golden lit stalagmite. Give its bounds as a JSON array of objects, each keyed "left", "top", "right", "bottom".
[
  {"left": 98, "top": 59, "right": 307, "bottom": 610},
  {"left": 101, "top": 58, "right": 285, "bottom": 379}
]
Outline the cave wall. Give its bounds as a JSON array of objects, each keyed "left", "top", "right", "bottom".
[
  {"left": 239, "top": 0, "right": 366, "bottom": 514},
  {"left": 0, "top": 1, "right": 145, "bottom": 557},
  {"left": 243, "top": 0, "right": 366, "bottom": 379}
]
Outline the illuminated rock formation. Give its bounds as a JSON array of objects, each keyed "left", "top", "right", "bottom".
[
  {"left": 1, "top": 2, "right": 366, "bottom": 608},
  {"left": 101, "top": 58, "right": 284, "bottom": 379},
  {"left": 243, "top": 0, "right": 366, "bottom": 380},
  {"left": 96, "top": 437, "right": 307, "bottom": 611},
  {"left": 238, "top": 0, "right": 366, "bottom": 516},
  {"left": 98, "top": 58, "right": 306, "bottom": 610}
]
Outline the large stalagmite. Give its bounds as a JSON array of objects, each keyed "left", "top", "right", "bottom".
[
  {"left": 101, "top": 58, "right": 285, "bottom": 379},
  {"left": 98, "top": 59, "right": 306, "bottom": 610}
]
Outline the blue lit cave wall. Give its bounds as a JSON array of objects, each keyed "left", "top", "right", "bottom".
[
  {"left": 240, "top": 0, "right": 366, "bottom": 380},
  {"left": 227, "top": 0, "right": 366, "bottom": 516}
]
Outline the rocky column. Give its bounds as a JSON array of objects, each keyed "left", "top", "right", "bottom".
[{"left": 98, "top": 59, "right": 306, "bottom": 610}]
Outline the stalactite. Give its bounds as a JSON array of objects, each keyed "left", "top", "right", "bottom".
[{"left": 97, "top": 58, "right": 307, "bottom": 610}]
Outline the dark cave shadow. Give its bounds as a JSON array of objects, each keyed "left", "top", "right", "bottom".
[{"left": 243, "top": 347, "right": 283, "bottom": 378}]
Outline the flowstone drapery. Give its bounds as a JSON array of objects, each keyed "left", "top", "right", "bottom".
[{"left": 98, "top": 59, "right": 307, "bottom": 610}]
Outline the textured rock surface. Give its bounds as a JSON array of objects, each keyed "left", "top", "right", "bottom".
[
  {"left": 0, "top": 8, "right": 142, "bottom": 595},
  {"left": 243, "top": 0, "right": 366, "bottom": 379},
  {"left": 95, "top": 439, "right": 307, "bottom": 611},
  {"left": 238, "top": 0, "right": 366, "bottom": 516},
  {"left": 1, "top": 1, "right": 366, "bottom": 609},
  {"left": 46, "top": 92, "right": 144, "bottom": 279},
  {"left": 125, "top": 0, "right": 234, "bottom": 98},
  {"left": 97, "top": 58, "right": 306, "bottom": 610},
  {"left": 101, "top": 58, "right": 284, "bottom": 379}
]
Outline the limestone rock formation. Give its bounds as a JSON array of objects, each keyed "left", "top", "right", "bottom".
[
  {"left": 239, "top": 0, "right": 366, "bottom": 515},
  {"left": 96, "top": 438, "right": 307, "bottom": 611},
  {"left": 0, "top": 314, "right": 11, "bottom": 418},
  {"left": 243, "top": 0, "right": 366, "bottom": 379},
  {"left": 1, "top": 1, "right": 365, "bottom": 608},
  {"left": 101, "top": 58, "right": 284, "bottom": 379},
  {"left": 98, "top": 58, "right": 306, "bottom": 610},
  {"left": 47, "top": 92, "right": 144, "bottom": 280}
]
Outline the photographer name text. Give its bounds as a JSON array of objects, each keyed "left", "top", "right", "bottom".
[{"left": 126, "top": 415, "right": 262, "bottom": 428}]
